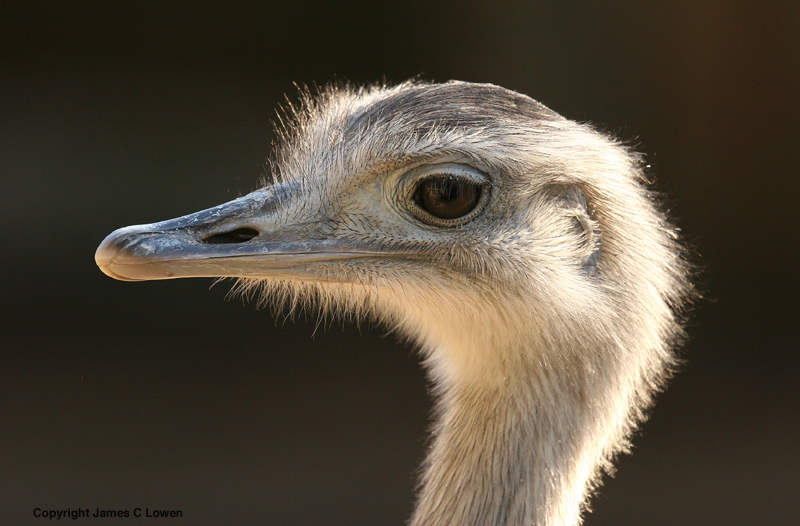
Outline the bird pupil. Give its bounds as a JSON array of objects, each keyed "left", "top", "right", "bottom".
[{"left": 415, "top": 175, "right": 481, "bottom": 220}]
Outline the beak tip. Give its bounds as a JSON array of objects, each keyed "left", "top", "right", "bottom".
[
  {"left": 95, "top": 226, "right": 146, "bottom": 281},
  {"left": 95, "top": 227, "right": 127, "bottom": 267}
]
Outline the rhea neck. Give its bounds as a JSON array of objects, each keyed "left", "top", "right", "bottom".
[{"left": 409, "top": 318, "right": 599, "bottom": 526}]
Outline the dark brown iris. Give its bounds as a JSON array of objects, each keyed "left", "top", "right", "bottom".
[{"left": 414, "top": 175, "right": 482, "bottom": 220}]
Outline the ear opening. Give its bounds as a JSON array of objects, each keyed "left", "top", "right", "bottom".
[{"left": 551, "top": 185, "right": 603, "bottom": 274}]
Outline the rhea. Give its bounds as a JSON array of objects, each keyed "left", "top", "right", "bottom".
[{"left": 96, "top": 81, "right": 692, "bottom": 526}]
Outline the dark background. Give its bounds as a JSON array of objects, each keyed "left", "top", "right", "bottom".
[{"left": 2, "top": 2, "right": 798, "bottom": 525}]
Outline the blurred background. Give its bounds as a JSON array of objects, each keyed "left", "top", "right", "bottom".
[{"left": 2, "top": 2, "right": 798, "bottom": 525}]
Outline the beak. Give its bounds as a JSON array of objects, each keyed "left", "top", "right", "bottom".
[{"left": 95, "top": 182, "right": 381, "bottom": 282}]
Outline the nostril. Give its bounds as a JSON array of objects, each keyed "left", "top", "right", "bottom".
[{"left": 203, "top": 228, "right": 259, "bottom": 244}]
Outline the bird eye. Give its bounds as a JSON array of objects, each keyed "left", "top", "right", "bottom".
[{"left": 413, "top": 175, "right": 482, "bottom": 220}]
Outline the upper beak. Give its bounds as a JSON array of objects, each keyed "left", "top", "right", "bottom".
[{"left": 95, "top": 182, "right": 381, "bottom": 282}]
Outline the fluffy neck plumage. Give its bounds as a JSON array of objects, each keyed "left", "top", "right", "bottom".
[
  {"left": 411, "top": 358, "right": 586, "bottom": 526},
  {"left": 405, "top": 313, "right": 647, "bottom": 526}
]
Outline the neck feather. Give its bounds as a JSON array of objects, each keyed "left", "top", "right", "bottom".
[{"left": 411, "top": 338, "right": 637, "bottom": 526}]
